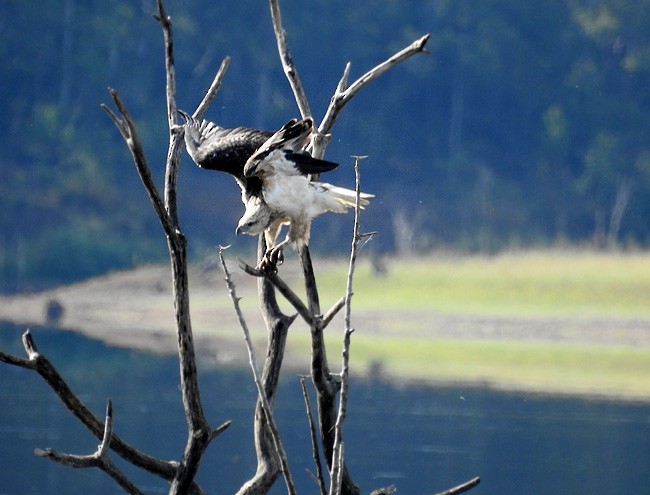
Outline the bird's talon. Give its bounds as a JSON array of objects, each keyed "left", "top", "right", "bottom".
[
  {"left": 257, "top": 250, "right": 279, "bottom": 273},
  {"left": 263, "top": 246, "right": 284, "bottom": 267},
  {"left": 271, "top": 247, "right": 284, "bottom": 265}
]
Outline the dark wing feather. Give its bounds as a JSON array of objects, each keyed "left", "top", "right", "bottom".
[
  {"left": 243, "top": 118, "right": 316, "bottom": 177},
  {"left": 236, "top": 175, "right": 264, "bottom": 202},
  {"left": 284, "top": 152, "right": 339, "bottom": 175},
  {"left": 247, "top": 118, "right": 305, "bottom": 163},
  {"left": 195, "top": 126, "right": 273, "bottom": 176},
  {"left": 180, "top": 110, "right": 273, "bottom": 179}
]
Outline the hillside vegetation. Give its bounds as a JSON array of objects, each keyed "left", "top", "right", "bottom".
[{"left": 2, "top": 0, "right": 650, "bottom": 290}]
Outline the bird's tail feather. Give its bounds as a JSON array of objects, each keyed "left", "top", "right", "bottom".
[{"left": 317, "top": 182, "right": 374, "bottom": 211}]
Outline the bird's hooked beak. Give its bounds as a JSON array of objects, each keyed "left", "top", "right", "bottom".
[{"left": 235, "top": 226, "right": 242, "bottom": 237}]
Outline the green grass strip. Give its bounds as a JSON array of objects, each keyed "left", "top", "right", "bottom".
[
  {"left": 312, "top": 251, "right": 650, "bottom": 317},
  {"left": 287, "top": 333, "right": 650, "bottom": 400}
]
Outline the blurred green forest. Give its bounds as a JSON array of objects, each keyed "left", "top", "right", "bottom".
[{"left": 1, "top": 0, "right": 649, "bottom": 291}]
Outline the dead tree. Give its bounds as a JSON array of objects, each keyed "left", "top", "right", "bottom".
[
  {"left": 0, "top": 1, "right": 480, "bottom": 494},
  {"left": 245, "top": 5, "right": 432, "bottom": 494}
]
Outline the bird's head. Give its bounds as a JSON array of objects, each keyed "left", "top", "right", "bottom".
[{"left": 236, "top": 198, "right": 273, "bottom": 236}]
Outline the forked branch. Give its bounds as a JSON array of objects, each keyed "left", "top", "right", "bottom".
[
  {"left": 240, "top": 260, "right": 348, "bottom": 333},
  {"left": 318, "top": 35, "right": 430, "bottom": 142},
  {"left": 312, "top": 34, "right": 430, "bottom": 157},
  {"left": 101, "top": 90, "right": 175, "bottom": 242},
  {"left": 0, "top": 331, "right": 179, "bottom": 483},
  {"left": 35, "top": 401, "right": 145, "bottom": 495}
]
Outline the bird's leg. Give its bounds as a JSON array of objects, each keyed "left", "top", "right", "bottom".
[{"left": 257, "top": 219, "right": 288, "bottom": 271}]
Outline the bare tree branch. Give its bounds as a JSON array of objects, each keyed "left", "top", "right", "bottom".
[
  {"left": 154, "top": 0, "right": 179, "bottom": 130},
  {"left": 104, "top": 2, "right": 226, "bottom": 493},
  {"left": 268, "top": 0, "right": 311, "bottom": 119},
  {"left": 433, "top": 477, "right": 481, "bottom": 495},
  {"left": 240, "top": 248, "right": 360, "bottom": 495},
  {"left": 35, "top": 400, "right": 114, "bottom": 467},
  {"left": 298, "top": 247, "right": 359, "bottom": 495},
  {"left": 152, "top": 3, "right": 220, "bottom": 492},
  {"left": 0, "top": 349, "right": 31, "bottom": 369},
  {"left": 239, "top": 259, "right": 318, "bottom": 327},
  {"left": 329, "top": 328, "right": 352, "bottom": 495},
  {"left": 35, "top": 400, "right": 145, "bottom": 495},
  {"left": 264, "top": 6, "right": 429, "bottom": 494},
  {"left": 329, "top": 156, "right": 365, "bottom": 495},
  {"left": 193, "top": 56, "right": 231, "bottom": 120},
  {"left": 321, "top": 296, "right": 347, "bottom": 329},
  {"left": 220, "top": 248, "right": 297, "bottom": 495},
  {"left": 301, "top": 377, "right": 327, "bottom": 495},
  {"left": 313, "top": 34, "right": 430, "bottom": 159},
  {"left": 101, "top": 90, "right": 175, "bottom": 240},
  {"left": 1, "top": 330, "right": 181, "bottom": 481},
  {"left": 97, "top": 399, "right": 115, "bottom": 459},
  {"left": 239, "top": 259, "right": 346, "bottom": 335},
  {"left": 157, "top": 0, "right": 182, "bottom": 228},
  {"left": 264, "top": 18, "right": 430, "bottom": 492}
]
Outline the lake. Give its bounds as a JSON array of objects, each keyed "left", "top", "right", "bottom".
[{"left": 1, "top": 323, "right": 648, "bottom": 494}]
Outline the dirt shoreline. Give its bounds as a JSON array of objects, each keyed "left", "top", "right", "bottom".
[{"left": 2, "top": 262, "right": 649, "bottom": 400}]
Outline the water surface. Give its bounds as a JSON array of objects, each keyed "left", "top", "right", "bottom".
[{"left": 1, "top": 324, "right": 648, "bottom": 494}]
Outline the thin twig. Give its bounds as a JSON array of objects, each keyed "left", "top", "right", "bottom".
[
  {"left": 34, "top": 400, "right": 113, "bottom": 467},
  {"left": 0, "top": 349, "right": 31, "bottom": 368},
  {"left": 433, "top": 477, "right": 481, "bottom": 495},
  {"left": 301, "top": 377, "right": 327, "bottom": 495},
  {"left": 193, "top": 56, "right": 231, "bottom": 120},
  {"left": 157, "top": 0, "right": 183, "bottom": 227},
  {"left": 321, "top": 296, "right": 347, "bottom": 329},
  {"left": 235, "top": 235, "right": 297, "bottom": 494},
  {"left": 269, "top": 0, "right": 311, "bottom": 119},
  {"left": 329, "top": 156, "right": 366, "bottom": 495},
  {"left": 97, "top": 399, "right": 114, "bottom": 459},
  {"left": 219, "top": 248, "right": 298, "bottom": 495}
]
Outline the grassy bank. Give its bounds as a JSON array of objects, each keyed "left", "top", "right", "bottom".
[
  {"left": 282, "top": 331, "right": 650, "bottom": 401},
  {"left": 280, "top": 250, "right": 650, "bottom": 400},
  {"left": 3, "top": 250, "right": 648, "bottom": 400},
  {"left": 349, "top": 337, "right": 646, "bottom": 399},
  {"left": 311, "top": 250, "right": 650, "bottom": 317}
]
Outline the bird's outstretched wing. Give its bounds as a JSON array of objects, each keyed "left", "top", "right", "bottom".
[
  {"left": 179, "top": 110, "right": 273, "bottom": 179},
  {"left": 243, "top": 118, "right": 339, "bottom": 178}
]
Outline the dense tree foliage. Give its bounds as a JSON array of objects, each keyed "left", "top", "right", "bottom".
[{"left": 1, "top": 0, "right": 649, "bottom": 290}]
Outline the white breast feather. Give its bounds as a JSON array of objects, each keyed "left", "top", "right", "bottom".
[{"left": 264, "top": 175, "right": 312, "bottom": 218}]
